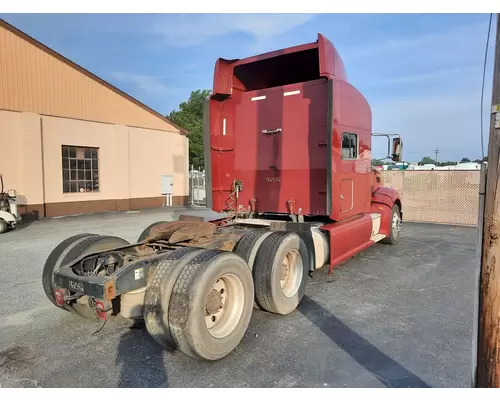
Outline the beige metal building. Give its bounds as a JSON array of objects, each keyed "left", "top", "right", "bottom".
[{"left": 0, "top": 19, "right": 189, "bottom": 218}]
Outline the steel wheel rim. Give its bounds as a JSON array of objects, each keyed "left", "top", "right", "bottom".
[
  {"left": 392, "top": 212, "right": 401, "bottom": 237},
  {"left": 205, "top": 273, "right": 244, "bottom": 339},
  {"left": 280, "top": 249, "right": 303, "bottom": 298}
]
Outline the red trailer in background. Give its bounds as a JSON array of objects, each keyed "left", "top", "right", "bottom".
[{"left": 42, "top": 33, "right": 403, "bottom": 362}]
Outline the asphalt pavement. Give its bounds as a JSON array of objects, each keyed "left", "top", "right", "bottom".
[{"left": 0, "top": 208, "right": 477, "bottom": 388}]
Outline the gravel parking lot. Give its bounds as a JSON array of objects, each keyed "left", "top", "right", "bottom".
[{"left": 0, "top": 208, "right": 477, "bottom": 388}]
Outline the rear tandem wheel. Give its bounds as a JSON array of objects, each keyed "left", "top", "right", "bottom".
[
  {"left": 144, "top": 248, "right": 254, "bottom": 361},
  {"left": 143, "top": 247, "right": 205, "bottom": 349},
  {"left": 233, "top": 230, "right": 272, "bottom": 309},
  {"left": 253, "top": 231, "right": 309, "bottom": 315},
  {"left": 137, "top": 221, "right": 169, "bottom": 242},
  {"left": 42, "top": 233, "right": 131, "bottom": 319}
]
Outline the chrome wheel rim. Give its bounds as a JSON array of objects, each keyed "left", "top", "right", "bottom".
[
  {"left": 280, "top": 249, "right": 303, "bottom": 298},
  {"left": 205, "top": 273, "right": 244, "bottom": 339},
  {"left": 392, "top": 212, "right": 401, "bottom": 237}
]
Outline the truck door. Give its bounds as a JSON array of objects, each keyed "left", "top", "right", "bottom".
[
  {"left": 339, "top": 131, "right": 358, "bottom": 213},
  {"left": 330, "top": 78, "right": 372, "bottom": 221}
]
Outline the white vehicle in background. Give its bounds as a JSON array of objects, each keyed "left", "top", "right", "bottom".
[
  {"left": 413, "top": 164, "right": 438, "bottom": 170},
  {"left": 407, "top": 162, "right": 484, "bottom": 171},
  {"left": 451, "top": 162, "right": 481, "bottom": 170},
  {"left": 435, "top": 162, "right": 481, "bottom": 171},
  {"left": 0, "top": 173, "right": 21, "bottom": 234}
]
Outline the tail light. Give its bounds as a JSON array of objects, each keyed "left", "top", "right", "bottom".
[
  {"left": 94, "top": 300, "right": 108, "bottom": 320},
  {"left": 55, "top": 289, "right": 66, "bottom": 306}
]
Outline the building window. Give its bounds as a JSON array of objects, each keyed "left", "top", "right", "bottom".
[
  {"left": 62, "top": 145, "right": 99, "bottom": 193},
  {"left": 341, "top": 132, "right": 358, "bottom": 159}
]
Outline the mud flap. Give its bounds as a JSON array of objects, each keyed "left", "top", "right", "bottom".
[
  {"left": 269, "top": 221, "right": 316, "bottom": 273},
  {"left": 298, "top": 231, "right": 316, "bottom": 273}
]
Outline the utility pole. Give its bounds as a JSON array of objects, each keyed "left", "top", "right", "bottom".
[
  {"left": 475, "top": 13, "right": 500, "bottom": 388},
  {"left": 433, "top": 148, "right": 439, "bottom": 164}
]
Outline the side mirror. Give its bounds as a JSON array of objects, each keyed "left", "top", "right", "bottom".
[{"left": 392, "top": 138, "right": 402, "bottom": 162}]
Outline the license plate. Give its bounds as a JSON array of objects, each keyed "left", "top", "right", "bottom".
[{"left": 68, "top": 280, "right": 84, "bottom": 293}]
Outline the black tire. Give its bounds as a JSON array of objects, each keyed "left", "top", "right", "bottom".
[
  {"left": 0, "top": 219, "right": 8, "bottom": 234},
  {"left": 253, "top": 232, "right": 309, "bottom": 315},
  {"left": 169, "top": 250, "right": 254, "bottom": 361},
  {"left": 137, "top": 221, "right": 169, "bottom": 242},
  {"left": 42, "top": 234, "right": 130, "bottom": 319},
  {"left": 381, "top": 204, "right": 401, "bottom": 245},
  {"left": 234, "top": 230, "right": 272, "bottom": 309},
  {"left": 234, "top": 230, "right": 272, "bottom": 271},
  {"left": 143, "top": 247, "right": 205, "bottom": 349},
  {"left": 42, "top": 233, "right": 99, "bottom": 310}
]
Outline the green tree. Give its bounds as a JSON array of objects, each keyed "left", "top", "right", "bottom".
[
  {"left": 420, "top": 156, "right": 435, "bottom": 165},
  {"left": 168, "top": 89, "right": 212, "bottom": 169},
  {"left": 437, "top": 161, "right": 456, "bottom": 167},
  {"left": 371, "top": 159, "right": 385, "bottom": 166},
  {"left": 460, "top": 157, "right": 471, "bottom": 163}
]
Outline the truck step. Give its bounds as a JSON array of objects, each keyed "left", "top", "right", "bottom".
[{"left": 369, "top": 213, "right": 387, "bottom": 242}]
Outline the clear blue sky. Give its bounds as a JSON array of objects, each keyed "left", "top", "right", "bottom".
[{"left": 1, "top": 13, "right": 496, "bottom": 162}]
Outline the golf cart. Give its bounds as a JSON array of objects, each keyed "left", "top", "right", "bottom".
[{"left": 0, "top": 173, "right": 21, "bottom": 234}]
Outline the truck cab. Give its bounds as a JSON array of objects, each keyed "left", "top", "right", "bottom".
[
  {"left": 204, "top": 33, "right": 402, "bottom": 269},
  {"left": 205, "top": 34, "right": 400, "bottom": 219}
]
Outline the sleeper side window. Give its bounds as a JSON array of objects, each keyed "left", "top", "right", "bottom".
[{"left": 341, "top": 132, "right": 358, "bottom": 160}]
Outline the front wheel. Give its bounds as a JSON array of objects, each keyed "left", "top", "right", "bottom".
[
  {"left": 0, "top": 219, "right": 8, "bottom": 234},
  {"left": 381, "top": 204, "right": 401, "bottom": 245}
]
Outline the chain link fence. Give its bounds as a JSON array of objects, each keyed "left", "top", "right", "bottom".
[
  {"left": 380, "top": 170, "right": 480, "bottom": 226},
  {"left": 188, "top": 168, "right": 480, "bottom": 225},
  {"left": 189, "top": 168, "right": 207, "bottom": 207}
]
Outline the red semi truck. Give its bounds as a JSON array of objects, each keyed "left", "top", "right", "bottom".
[{"left": 42, "top": 33, "right": 403, "bottom": 361}]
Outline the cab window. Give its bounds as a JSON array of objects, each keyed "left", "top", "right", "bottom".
[{"left": 342, "top": 132, "right": 358, "bottom": 159}]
